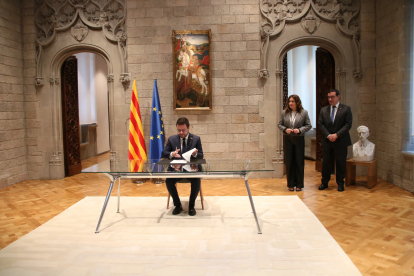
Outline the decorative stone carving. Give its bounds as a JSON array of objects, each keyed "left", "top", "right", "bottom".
[
  {"left": 273, "top": 149, "right": 284, "bottom": 163},
  {"left": 35, "top": 41, "right": 43, "bottom": 86},
  {"left": 71, "top": 19, "right": 89, "bottom": 42},
  {"left": 353, "top": 125, "right": 375, "bottom": 162},
  {"left": 49, "top": 152, "right": 62, "bottom": 166},
  {"left": 259, "top": 69, "right": 270, "bottom": 79},
  {"left": 336, "top": 69, "right": 346, "bottom": 77},
  {"left": 107, "top": 74, "right": 114, "bottom": 82},
  {"left": 353, "top": 68, "right": 362, "bottom": 78},
  {"left": 49, "top": 77, "right": 54, "bottom": 84},
  {"left": 35, "top": 0, "right": 129, "bottom": 84},
  {"left": 116, "top": 30, "right": 128, "bottom": 78},
  {"left": 260, "top": 0, "right": 308, "bottom": 33},
  {"left": 275, "top": 70, "right": 283, "bottom": 78},
  {"left": 301, "top": 9, "right": 320, "bottom": 34},
  {"left": 35, "top": 77, "right": 44, "bottom": 86},
  {"left": 260, "top": 0, "right": 362, "bottom": 79},
  {"left": 120, "top": 73, "right": 130, "bottom": 84},
  {"left": 55, "top": 78, "right": 59, "bottom": 84}
]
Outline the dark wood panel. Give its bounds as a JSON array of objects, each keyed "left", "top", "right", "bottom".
[
  {"left": 61, "top": 56, "right": 82, "bottom": 176},
  {"left": 315, "top": 47, "right": 335, "bottom": 172},
  {"left": 282, "top": 53, "right": 288, "bottom": 110}
]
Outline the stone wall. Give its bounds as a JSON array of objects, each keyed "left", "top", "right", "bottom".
[
  {"left": 126, "top": 0, "right": 265, "bottom": 167},
  {"left": 376, "top": 0, "right": 414, "bottom": 192},
  {"left": 22, "top": 0, "right": 40, "bottom": 180},
  {"left": 358, "top": 0, "right": 376, "bottom": 141},
  {"left": 0, "top": 0, "right": 27, "bottom": 188}
]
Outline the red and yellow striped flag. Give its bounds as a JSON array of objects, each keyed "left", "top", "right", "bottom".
[{"left": 128, "top": 79, "right": 147, "bottom": 172}]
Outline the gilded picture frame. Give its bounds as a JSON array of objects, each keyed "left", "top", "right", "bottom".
[{"left": 172, "top": 30, "right": 212, "bottom": 111}]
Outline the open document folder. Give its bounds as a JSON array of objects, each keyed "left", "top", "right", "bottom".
[{"left": 169, "top": 149, "right": 197, "bottom": 171}]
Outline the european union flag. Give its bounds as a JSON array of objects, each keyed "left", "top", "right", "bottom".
[{"left": 149, "top": 79, "right": 165, "bottom": 161}]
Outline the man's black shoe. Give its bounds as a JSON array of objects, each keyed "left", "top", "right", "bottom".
[
  {"left": 338, "top": 185, "right": 344, "bottom": 192},
  {"left": 318, "top": 184, "right": 328, "bottom": 190},
  {"left": 172, "top": 205, "right": 182, "bottom": 215},
  {"left": 188, "top": 207, "right": 196, "bottom": 216}
]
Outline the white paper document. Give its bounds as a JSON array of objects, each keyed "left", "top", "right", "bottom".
[
  {"left": 170, "top": 160, "right": 187, "bottom": 164},
  {"left": 182, "top": 148, "right": 196, "bottom": 162}
]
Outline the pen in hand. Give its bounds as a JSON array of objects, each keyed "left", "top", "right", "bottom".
[{"left": 173, "top": 146, "right": 181, "bottom": 158}]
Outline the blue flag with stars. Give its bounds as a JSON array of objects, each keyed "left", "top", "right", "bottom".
[{"left": 149, "top": 79, "right": 165, "bottom": 161}]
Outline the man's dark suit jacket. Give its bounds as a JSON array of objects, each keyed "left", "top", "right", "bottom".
[
  {"left": 161, "top": 133, "right": 203, "bottom": 161},
  {"left": 318, "top": 103, "right": 352, "bottom": 148}
]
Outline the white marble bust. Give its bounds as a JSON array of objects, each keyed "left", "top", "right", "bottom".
[{"left": 353, "top": 125, "right": 375, "bottom": 161}]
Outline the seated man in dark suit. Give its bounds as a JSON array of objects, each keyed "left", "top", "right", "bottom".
[{"left": 161, "top": 117, "right": 203, "bottom": 216}]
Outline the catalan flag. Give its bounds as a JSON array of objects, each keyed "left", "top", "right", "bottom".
[
  {"left": 149, "top": 79, "right": 165, "bottom": 161},
  {"left": 128, "top": 79, "right": 147, "bottom": 172}
]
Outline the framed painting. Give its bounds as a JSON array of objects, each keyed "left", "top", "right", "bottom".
[{"left": 172, "top": 30, "right": 212, "bottom": 110}]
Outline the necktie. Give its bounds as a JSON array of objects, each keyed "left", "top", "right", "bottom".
[
  {"left": 331, "top": 106, "right": 336, "bottom": 124},
  {"left": 182, "top": 138, "right": 186, "bottom": 153}
]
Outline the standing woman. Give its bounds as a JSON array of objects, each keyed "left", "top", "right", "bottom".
[{"left": 278, "top": 95, "right": 312, "bottom": 191}]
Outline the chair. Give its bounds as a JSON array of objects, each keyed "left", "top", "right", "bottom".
[{"left": 166, "top": 179, "right": 204, "bottom": 210}]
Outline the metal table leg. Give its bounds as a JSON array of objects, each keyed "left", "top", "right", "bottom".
[
  {"left": 243, "top": 176, "right": 262, "bottom": 234},
  {"left": 117, "top": 178, "right": 121, "bottom": 213},
  {"left": 95, "top": 176, "right": 120, "bottom": 233}
]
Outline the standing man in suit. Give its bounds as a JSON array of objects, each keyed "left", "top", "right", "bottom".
[
  {"left": 162, "top": 117, "right": 203, "bottom": 216},
  {"left": 318, "top": 89, "right": 352, "bottom": 192}
]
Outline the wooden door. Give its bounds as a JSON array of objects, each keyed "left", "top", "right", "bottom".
[
  {"left": 61, "top": 56, "right": 82, "bottom": 176},
  {"left": 282, "top": 53, "right": 288, "bottom": 110},
  {"left": 315, "top": 47, "right": 335, "bottom": 172}
]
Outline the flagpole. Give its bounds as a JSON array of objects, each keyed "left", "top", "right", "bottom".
[
  {"left": 128, "top": 77, "right": 147, "bottom": 184},
  {"left": 149, "top": 79, "right": 165, "bottom": 184},
  {"left": 132, "top": 76, "right": 145, "bottom": 184}
]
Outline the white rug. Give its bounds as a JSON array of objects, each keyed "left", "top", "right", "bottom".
[{"left": 0, "top": 196, "right": 361, "bottom": 276}]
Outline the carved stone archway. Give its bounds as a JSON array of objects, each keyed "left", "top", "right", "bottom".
[
  {"left": 47, "top": 45, "right": 115, "bottom": 179},
  {"left": 34, "top": 0, "right": 130, "bottom": 86},
  {"left": 258, "top": 0, "right": 361, "bottom": 178},
  {"left": 259, "top": 0, "right": 362, "bottom": 80},
  {"left": 33, "top": 0, "right": 129, "bottom": 179}
]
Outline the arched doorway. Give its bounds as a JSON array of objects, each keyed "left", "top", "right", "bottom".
[
  {"left": 282, "top": 46, "right": 336, "bottom": 173},
  {"left": 60, "top": 53, "right": 110, "bottom": 176},
  {"left": 44, "top": 45, "right": 116, "bottom": 179},
  {"left": 259, "top": 34, "right": 357, "bottom": 178}
]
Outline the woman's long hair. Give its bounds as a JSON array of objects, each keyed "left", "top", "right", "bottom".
[{"left": 285, "top": 95, "right": 303, "bottom": 113}]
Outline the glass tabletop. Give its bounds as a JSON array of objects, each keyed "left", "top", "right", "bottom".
[{"left": 81, "top": 159, "right": 274, "bottom": 174}]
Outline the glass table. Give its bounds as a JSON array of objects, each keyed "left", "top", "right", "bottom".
[{"left": 81, "top": 159, "right": 274, "bottom": 234}]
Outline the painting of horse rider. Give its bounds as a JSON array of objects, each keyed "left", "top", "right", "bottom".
[{"left": 172, "top": 30, "right": 212, "bottom": 110}]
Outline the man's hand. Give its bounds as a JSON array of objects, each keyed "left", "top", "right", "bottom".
[
  {"left": 328, "top": 133, "right": 338, "bottom": 142},
  {"left": 192, "top": 149, "right": 198, "bottom": 157},
  {"left": 285, "top": 128, "right": 293, "bottom": 134},
  {"left": 172, "top": 165, "right": 181, "bottom": 171},
  {"left": 190, "top": 164, "right": 199, "bottom": 171},
  {"left": 293, "top": 128, "right": 300, "bottom": 134},
  {"left": 172, "top": 148, "right": 181, "bottom": 158}
]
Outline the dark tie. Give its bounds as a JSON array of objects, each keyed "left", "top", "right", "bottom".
[
  {"left": 331, "top": 106, "right": 336, "bottom": 124},
  {"left": 182, "top": 138, "right": 186, "bottom": 153}
]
